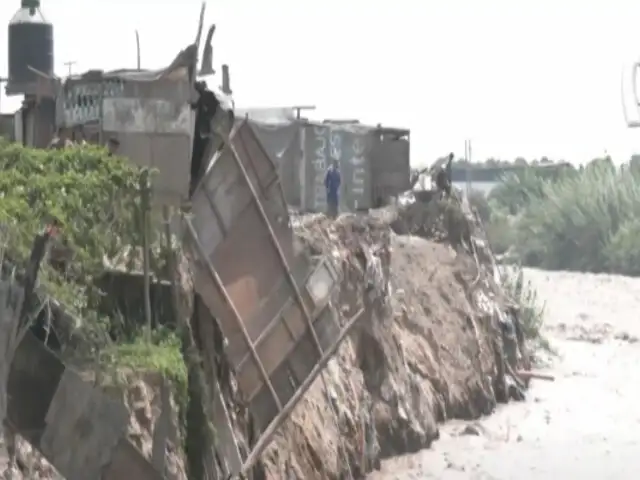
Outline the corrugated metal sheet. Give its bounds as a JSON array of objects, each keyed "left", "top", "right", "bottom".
[
  {"left": 187, "top": 120, "right": 364, "bottom": 474},
  {"left": 370, "top": 134, "right": 411, "bottom": 205},
  {"left": 188, "top": 119, "right": 337, "bottom": 413},
  {"left": 301, "top": 122, "right": 373, "bottom": 212},
  {"left": 240, "top": 118, "right": 411, "bottom": 212},
  {"left": 248, "top": 121, "right": 300, "bottom": 206}
]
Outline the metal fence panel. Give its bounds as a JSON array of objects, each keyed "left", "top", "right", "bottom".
[
  {"left": 370, "top": 134, "right": 411, "bottom": 204},
  {"left": 186, "top": 120, "right": 371, "bottom": 475},
  {"left": 302, "top": 122, "right": 373, "bottom": 212},
  {"left": 188, "top": 120, "right": 343, "bottom": 431},
  {"left": 246, "top": 121, "right": 300, "bottom": 207}
]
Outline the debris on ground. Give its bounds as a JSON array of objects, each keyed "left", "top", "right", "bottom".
[{"left": 259, "top": 191, "right": 533, "bottom": 479}]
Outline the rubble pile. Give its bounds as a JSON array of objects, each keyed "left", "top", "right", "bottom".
[{"left": 260, "top": 196, "right": 528, "bottom": 479}]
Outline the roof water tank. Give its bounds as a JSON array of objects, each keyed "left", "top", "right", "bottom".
[{"left": 8, "top": 0, "right": 54, "bottom": 88}]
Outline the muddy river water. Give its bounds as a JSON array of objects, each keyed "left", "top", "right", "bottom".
[{"left": 369, "top": 268, "right": 640, "bottom": 479}]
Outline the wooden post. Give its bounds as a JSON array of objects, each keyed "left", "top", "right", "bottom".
[{"left": 140, "top": 170, "right": 152, "bottom": 341}]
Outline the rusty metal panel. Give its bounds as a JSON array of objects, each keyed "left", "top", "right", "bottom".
[
  {"left": 302, "top": 122, "right": 373, "bottom": 212},
  {"left": 188, "top": 120, "right": 345, "bottom": 443},
  {"left": 371, "top": 134, "right": 411, "bottom": 204},
  {"left": 248, "top": 121, "right": 301, "bottom": 207}
]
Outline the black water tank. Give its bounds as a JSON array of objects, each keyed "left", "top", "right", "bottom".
[{"left": 8, "top": 0, "right": 54, "bottom": 87}]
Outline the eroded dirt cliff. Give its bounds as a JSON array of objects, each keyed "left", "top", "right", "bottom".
[
  {"left": 0, "top": 197, "right": 524, "bottom": 480},
  {"left": 259, "top": 198, "right": 522, "bottom": 479}
]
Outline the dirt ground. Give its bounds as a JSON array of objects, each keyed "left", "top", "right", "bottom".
[
  {"left": 261, "top": 206, "right": 511, "bottom": 479},
  {"left": 369, "top": 268, "right": 640, "bottom": 479}
]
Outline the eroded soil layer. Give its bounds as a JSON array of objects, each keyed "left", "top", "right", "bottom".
[
  {"left": 260, "top": 201, "right": 519, "bottom": 479},
  {"left": 369, "top": 268, "right": 640, "bottom": 479}
]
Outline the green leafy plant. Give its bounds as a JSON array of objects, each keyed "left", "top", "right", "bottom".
[
  {"left": 479, "top": 157, "right": 640, "bottom": 276},
  {"left": 0, "top": 141, "right": 143, "bottom": 278},
  {"left": 0, "top": 140, "right": 181, "bottom": 373},
  {"left": 500, "top": 266, "right": 552, "bottom": 353},
  {"left": 511, "top": 160, "right": 640, "bottom": 273}
]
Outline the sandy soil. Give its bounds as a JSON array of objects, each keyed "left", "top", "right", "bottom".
[
  {"left": 261, "top": 211, "right": 507, "bottom": 480},
  {"left": 369, "top": 268, "right": 640, "bottom": 479}
]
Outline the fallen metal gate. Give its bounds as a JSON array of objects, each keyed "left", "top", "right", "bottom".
[{"left": 186, "top": 119, "right": 362, "bottom": 474}]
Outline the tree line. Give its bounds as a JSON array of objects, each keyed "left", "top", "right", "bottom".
[{"left": 468, "top": 155, "right": 640, "bottom": 276}]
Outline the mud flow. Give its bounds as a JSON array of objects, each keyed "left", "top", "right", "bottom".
[{"left": 370, "top": 268, "right": 640, "bottom": 479}]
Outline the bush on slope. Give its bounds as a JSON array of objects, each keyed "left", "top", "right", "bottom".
[
  {"left": 0, "top": 140, "right": 185, "bottom": 384},
  {"left": 489, "top": 158, "right": 640, "bottom": 275}
]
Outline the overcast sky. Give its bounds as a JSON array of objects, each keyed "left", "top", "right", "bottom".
[{"left": 2, "top": 0, "right": 640, "bottom": 165}]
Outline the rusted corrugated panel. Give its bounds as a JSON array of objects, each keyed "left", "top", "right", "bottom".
[
  {"left": 188, "top": 120, "right": 344, "bottom": 440},
  {"left": 371, "top": 134, "right": 411, "bottom": 203},
  {"left": 302, "top": 122, "right": 373, "bottom": 212},
  {"left": 246, "top": 121, "right": 300, "bottom": 207}
]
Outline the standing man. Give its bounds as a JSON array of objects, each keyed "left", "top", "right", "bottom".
[
  {"left": 434, "top": 152, "right": 454, "bottom": 197},
  {"left": 190, "top": 80, "right": 219, "bottom": 139},
  {"left": 324, "top": 159, "right": 341, "bottom": 219}
]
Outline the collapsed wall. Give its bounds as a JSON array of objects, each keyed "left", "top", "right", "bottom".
[
  {"left": 0, "top": 372, "right": 187, "bottom": 480},
  {"left": 259, "top": 196, "right": 523, "bottom": 479}
]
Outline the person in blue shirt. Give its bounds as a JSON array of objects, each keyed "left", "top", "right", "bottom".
[{"left": 324, "top": 160, "right": 341, "bottom": 219}]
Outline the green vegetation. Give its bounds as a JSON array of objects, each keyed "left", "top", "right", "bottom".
[
  {"left": 482, "top": 156, "right": 640, "bottom": 276},
  {"left": 100, "top": 329, "right": 187, "bottom": 400},
  {"left": 0, "top": 139, "right": 185, "bottom": 390},
  {"left": 499, "top": 267, "right": 551, "bottom": 353},
  {"left": 466, "top": 156, "right": 640, "bottom": 352}
]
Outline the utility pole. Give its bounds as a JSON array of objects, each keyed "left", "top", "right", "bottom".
[
  {"left": 464, "top": 139, "right": 472, "bottom": 197},
  {"left": 63, "top": 61, "right": 76, "bottom": 78}
]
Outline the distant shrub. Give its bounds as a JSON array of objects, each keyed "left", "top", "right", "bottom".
[{"left": 484, "top": 157, "right": 640, "bottom": 275}]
